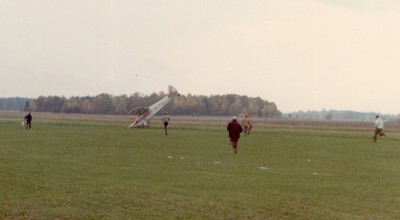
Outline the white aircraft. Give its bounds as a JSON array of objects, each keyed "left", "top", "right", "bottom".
[{"left": 128, "top": 85, "right": 180, "bottom": 128}]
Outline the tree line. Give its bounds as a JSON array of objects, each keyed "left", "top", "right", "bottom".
[
  {"left": 285, "top": 109, "right": 400, "bottom": 121},
  {"left": 1, "top": 93, "right": 281, "bottom": 117},
  {"left": 0, "top": 97, "right": 29, "bottom": 111}
]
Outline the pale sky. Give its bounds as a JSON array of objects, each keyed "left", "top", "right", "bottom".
[{"left": 1, "top": 0, "right": 400, "bottom": 114}]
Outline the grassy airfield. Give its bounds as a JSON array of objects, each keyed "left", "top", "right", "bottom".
[{"left": 1, "top": 112, "right": 400, "bottom": 219}]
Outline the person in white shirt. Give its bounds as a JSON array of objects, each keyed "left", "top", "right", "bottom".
[
  {"left": 162, "top": 112, "right": 170, "bottom": 135},
  {"left": 373, "top": 115, "right": 386, "bottom": 142}
]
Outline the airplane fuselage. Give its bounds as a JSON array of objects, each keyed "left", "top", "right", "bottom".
[{"left": 129, "top": 85, "right": 179, "bottom": 128}]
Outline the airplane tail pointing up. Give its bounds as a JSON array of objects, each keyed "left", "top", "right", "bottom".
[
  {"left": 168, "top": 85, "right": 180, "bottom": 97},
  {"left": 129, "top": 85, "right": 180, "bottom": 128}
]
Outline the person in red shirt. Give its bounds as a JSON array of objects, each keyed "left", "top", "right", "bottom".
[{"left": 227, "top": 116, "right": 243, "bottom": 154}]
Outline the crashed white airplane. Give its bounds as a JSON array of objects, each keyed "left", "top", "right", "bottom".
[{"left": 128, "top": 85, "right": 180, "bottom": 128}]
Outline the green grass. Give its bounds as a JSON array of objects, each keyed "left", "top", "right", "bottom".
[{"left": 1, "top": 115, "right": 400, "bottom": 219}]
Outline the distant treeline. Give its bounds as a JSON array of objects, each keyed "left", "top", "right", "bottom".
[
  {"left": 285, "top": 109, "right": 400, "bottom": 121},
  {"left": 0, "top": 97, "right": 31, "bottom": 111},
  {"left": 1, "top": 93, "right": 281, "bottom": 117}
]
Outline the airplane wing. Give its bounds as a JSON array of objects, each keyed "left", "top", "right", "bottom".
[{"left": 128, "top": 107, "right": 149, "bottom": 115}]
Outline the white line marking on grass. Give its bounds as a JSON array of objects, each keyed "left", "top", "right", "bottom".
[
  {"left": 258, "top": 167, "right": 270, "bottom": 170},
  {"left": 180, "top": 157, "right": 184, "bottom": 160},
  {"left": 167, "top": 156, "right": 172, "bottom": 159}
]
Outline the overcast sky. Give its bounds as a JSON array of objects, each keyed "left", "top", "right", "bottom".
[{"left": 1, "top": 0, "right": 400, "bottom": 114}]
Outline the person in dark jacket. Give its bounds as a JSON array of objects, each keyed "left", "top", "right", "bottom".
[
  {"left": 227, "top": 116, "right": 243, "bottom": 154},
  {"left": 24, "top": 112, "right": 32, "bottom": 129}
]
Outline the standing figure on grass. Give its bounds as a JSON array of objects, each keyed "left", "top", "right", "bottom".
[
  {"left": 227, "top": 116, "right": 243, "bottom": 154},
  {"left": 373, "top": 115, "right": 386, "bottom": 142},
  {"left": 248, "top": 114, "right": 254, "bottom": 135},
  {"left": 24, "top": 112, "right": 32, "bottom": 129},
  {"left": 242, "top": 114, "right": 251, "bottom": 136},
  {"left": 162, "top": 112, "right": 170, "bottom": 135}
]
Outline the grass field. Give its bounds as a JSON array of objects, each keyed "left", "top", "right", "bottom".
[{"left": 1, "top": 112, "right": 400, "bottom": 219}]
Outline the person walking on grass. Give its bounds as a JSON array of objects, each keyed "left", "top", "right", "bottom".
[
  {"left": 227, "top": 116, "right": 243, "bottom": 154},
  {"left": 162, "top": 112, "right": 170, "bottom": 135},
  {"left": 24, "top": 112, "right": 32, "bottom": 129},
  {"left": 373, "top": 115, "right": 386, "bottom": 142}
]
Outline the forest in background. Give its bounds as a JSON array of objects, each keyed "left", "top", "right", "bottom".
[
  {"left": 2, "top": 95, "right": 399, "bottom": 120},
  {"left": 284, "top": 109, "right": 400, "bottom": 121},
  {"left": 0, "top": 93, "right": 281, "bottom": 117}
]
